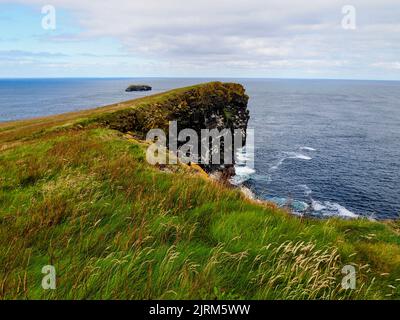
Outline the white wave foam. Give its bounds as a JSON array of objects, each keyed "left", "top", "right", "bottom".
[
  {"left": 327, "top": 202, "right": 358, "bottom": 218},
  {"left": 235, "top": 146, "right": 254, "bottom": 164},
  {"left": 264, "top": 195, "right": 358, "bottom": 220},
  {"left": 270, "top": 158, "right": 285, "bottom": 171},
  {"left": 230, "top": 146, "right": 256, "bottom": 185},
  {"left": 298, "top": 184, "right": 312, "bottom": 196},
  {"left": 312, "top": 200, "right": 358, "bottom": 218},
  {"left": 269, "top": 152, "right": 312, "bottom": 171},
  {"left": 252, "top": 173, "right": 272, "bottom": 183},
  {"left": 311, "top": 200, "right": 326, "bottom": 211},
  {"left": 300, "top": 147, "right": 316, "bottom": 152},
  {"left": 235, "top": 166, "right": 256, "bottom": 175},
  {"left": 230, "top": 166, "right": 256, "bottom": 185},
  {"left": 236, "top": 153, "right": 250, "bottom": 162},
  {"left": 268, "top": 197, "right": 309, "bottom": 212},
  {"left": 284, "top": 152, "right": 312, "bottom": 160}
]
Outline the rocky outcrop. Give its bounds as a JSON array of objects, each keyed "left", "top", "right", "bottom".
[
  {"left": 125, "top": 84, "right": 152, "bottom": 92},
  {"left": 101, "top": 82, "right": 250, "bottom": 175}
]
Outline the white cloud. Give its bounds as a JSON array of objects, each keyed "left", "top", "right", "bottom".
[
  {"left": 371, "top": 62, "right": 400, "bottom": 69},
  {"left": 1, "top": 0, "right": 400, "bottom": 78}
]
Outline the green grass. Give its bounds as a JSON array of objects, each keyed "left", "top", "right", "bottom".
[{"left": 0, "top": 83, "right": 400, "bottom": 300}]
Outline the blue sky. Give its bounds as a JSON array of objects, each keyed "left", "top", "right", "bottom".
[{"left": 1, "top": 0, "right": 399, "bottom": 79}]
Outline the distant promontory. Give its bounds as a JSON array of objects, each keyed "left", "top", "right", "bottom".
[{"left": 125, "top": 84, "right": 152, "bottom": 92}]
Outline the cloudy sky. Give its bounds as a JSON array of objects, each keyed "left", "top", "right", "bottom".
[{"left": 1, "top": 0, "right": 399, "bottom": 79}]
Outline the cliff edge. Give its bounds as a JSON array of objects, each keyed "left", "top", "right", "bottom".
[{"left": 99, "top": 82, "right": 250, "bottom": 173}]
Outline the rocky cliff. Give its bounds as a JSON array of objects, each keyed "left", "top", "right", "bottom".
[{"left": 100, "top": 82, "right": 250, "bottom": 174}]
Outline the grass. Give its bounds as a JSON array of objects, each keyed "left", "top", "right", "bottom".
[{"left": 0, "top": 82, "right": 400, "bottom": 300}]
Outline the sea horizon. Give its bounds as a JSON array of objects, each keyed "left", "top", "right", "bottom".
[{"left": 1, "top": 76, "right": 400, "bottom": 82}]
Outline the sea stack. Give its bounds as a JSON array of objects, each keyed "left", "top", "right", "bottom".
[{"left": 125, "top": 84, "right": 152, "bottom": 92}]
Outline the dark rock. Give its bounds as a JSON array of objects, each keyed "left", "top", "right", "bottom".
[
  {"left": 125, "top": 85, "right": 152, "bottom": 92},
  {"left": 102, "top": 82, "right": 250, "bottom": 175}
]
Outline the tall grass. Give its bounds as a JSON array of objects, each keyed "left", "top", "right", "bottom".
[{"left": 1, "top": 126, "right": 399, "bottom": 299}]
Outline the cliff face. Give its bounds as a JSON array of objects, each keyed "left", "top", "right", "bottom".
[{"left": 101, "top": 82, "right": 250, "bottom": 173}]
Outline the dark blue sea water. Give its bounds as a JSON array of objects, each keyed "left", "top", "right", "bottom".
[{"left": 1, "top": 78, "right": 399, "bottom": 219}]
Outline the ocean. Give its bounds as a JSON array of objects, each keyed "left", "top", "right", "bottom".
[{"left": 1, "top": 78, "right": 399, "bottom": 219}]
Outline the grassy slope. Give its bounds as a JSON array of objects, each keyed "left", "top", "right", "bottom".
[{"left": 0, "top": 83, "right": 400, "bottom": 300}]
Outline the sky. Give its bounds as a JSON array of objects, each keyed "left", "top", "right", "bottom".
[{"left": 0, "top": 0, "right": 399, "bottom": 80}]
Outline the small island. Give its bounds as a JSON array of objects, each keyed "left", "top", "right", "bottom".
[{"left": 125, "top": 84, "right": 152, "bottom": 92}]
